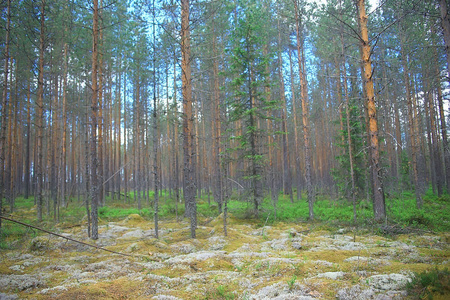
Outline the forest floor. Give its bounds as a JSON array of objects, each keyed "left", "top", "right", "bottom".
[{"left": 0, "top": 211, "right": 449, "bottom": 299}]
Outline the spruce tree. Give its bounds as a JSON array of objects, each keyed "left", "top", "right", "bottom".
[{"left": 226, "top": 0, "right": 278, "bottom": 216}]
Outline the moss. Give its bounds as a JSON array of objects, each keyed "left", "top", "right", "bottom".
[
  {"left": 305, "top": 250, "right": 360, "bottom": 263},
  {"left": 50, "top": 278, "right": 141, "bottom": 300},
  {"left": 121, "top": 214, "right": 146, "bottom": 226}
]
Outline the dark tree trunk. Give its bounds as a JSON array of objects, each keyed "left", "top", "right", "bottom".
[
  {"left": 90, "top": 0, "right": 99, "bottom": 240},
  {"left": 181, "top": 0, "right": 196, "bottom": 238}
]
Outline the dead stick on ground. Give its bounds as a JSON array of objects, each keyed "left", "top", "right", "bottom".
[{"left": 0, "top": 216, "right": 139, "bottom": 258}]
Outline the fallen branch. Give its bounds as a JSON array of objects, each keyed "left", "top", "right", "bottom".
[{"left": 0, "top": 215, "right": 135, "bottom": 258}]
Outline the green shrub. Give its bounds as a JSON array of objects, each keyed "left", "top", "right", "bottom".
[{"left": 407, "top": 268, "right": 450, "bottom": 299}]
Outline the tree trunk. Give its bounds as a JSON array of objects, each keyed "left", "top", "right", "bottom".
[
  {"left": 124, "top": 72, "right": 128, "bottom": 204},
  {"left": 173, "top": 52, "right": 180, "bottom": 222},
  {"left": 277, "top": 23, "right": 293, "bottom": 202},
  {"left": 439, "top": 0, "right": 450, "bottom": 85},
  {"left": 0, "top": 0, "right": 10, "bottom": 227},
  {"left": 294, "top": 0, "right": 314, "bottom": 220},
  {"left": 85, "top": 103, "right": 91, "bottom": 238},
  {"left": 436, "top": 69, "right": 450, "bottom": 193},
  {"left": 181, "top": 0, "right": 196, "bottom": 238},
  {"left": 36, "top": 0, "right": 46, "bottom": 222},
  {"left": 399, "top": 24, "right": 422, "bottom": 208},
  {"left": 117, "top": 66, "right": 122, "bottom": 201},
  {"left": 25, "top": 80, "right": 31, "bottom": 200},
  {"left": 61, "top": 43, "right": 68, "bottom": 208},
  {"left": 98, "top": 20, "right": 104, "bottom": 208},
  {"left": 91, "top": 0, "right": 100, "bottom": 240},
  {"left": 51, "top": 73, "right": 59, "bottom": 221},
  {"left": 212, "top": 19, "right": 222, "bottom": 212},
  {"left": 356, "top": 0, "right": 386, "bottom": 220},
  {"left": 288, "top": 49, "right": 302, "bottom": 201},
  {"left": 339, "top": 0, "right": 357, "bottom": 222},
  {"left": 152, "top": 0, "right": 159, "bottom": 238}
]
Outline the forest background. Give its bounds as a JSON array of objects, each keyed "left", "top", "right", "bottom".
[{"left": 0, "top": 0, "right": 450, "bottom": 241}]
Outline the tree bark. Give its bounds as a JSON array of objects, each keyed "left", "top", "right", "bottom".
[
  {"left": 439, "top": 0, "right": 450, "bottom": 85},
  {"left": 288, "top": 49, "right": 302, "bottom": 201},
  {"left": 91, "top": 0, "right": 100, "bottom": 239},
  {"left": 61, "top": 43, "right": 68, "bottom": 208},
  {"left": 294, "top": 0, "right": 314, "bottom": 220},
  {"left": 436, "top": 69, "right": 450, "bottom": 193},
  {"left": 25, "top": 80, "right": 31, "bottom": 200},
  {"left": 212, "top": 19, "right": 223, "bottom": 212},
  {"left": 277, "top": 22, "right": 293, "bottom": 202},
  {"left": 152, "top": 0, "right": 159, "bottom": 238},
  {"left": 339, "top": 0, "right": 357, "bottom": 222},
  {"left": 0, "top": 0, "right": 11, "bottom": 229},
  {"left": 36, "top": 0, "right": 46, "bottom": 222},
  {"left": 181, "top": 0, "right": 196, "bottom": 238},
  {"left": 356, "top": 0, "right": 386, "bottom": 220},
  {"left": 399, "top": 23, "right": 422, "bottom": 208}
]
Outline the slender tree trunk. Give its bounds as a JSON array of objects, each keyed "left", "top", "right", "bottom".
[
  {"left": 426, "top": 81, "right": 443, "bottom": 196},
  {"left": 60, "top": 43, "right": 68, "bottom": 208},
  {"left": 277, "top": 24, "right": 293, "bottom": 202},
  {"left": 294, "top": 0, "right": 314, "bottom": 220},
  {"left": 211, "top": 19, "right": 223, "bottom": 212},
  {"left": 337, "top": 0, "right": 357, "bottom": 221},
  {"left": 193, "top": 89, "right": 201, "bottom": 199},
  {"left": 436, "top": 69, "right": 450, "bottom": 193},
  {"left": 135, "top": 75, "right": 141, "bottom": 210},
  {"left": 36, "top": 0, "right": 46, "bottom": 222},
  {"left": 394, "top": 98, "right": 402, "bottom": 183},
  {"left": 181, "top": 0, "right": 196, "bottom": 238},
  {"left": 117, "top": 66, "right": 122, "bottom": 201},
  {"left": 440, "top": 0, "right": 450, "bottom": 85},
  {"left": 85, "top": 103, "right": 91, "bottom": 238},
  {"left": 173, "top": 51, "right": 180, "bottom": 222},
  {"left": 51, "top": 74, "right": 59, "bottom": 220},
  {"left": 25, "top": 80, "right": 31, "bottom": 200},
  {"left": 124, "top": 73, "right": 128, "bottom": 203},
  {"left": 399, "top": 24, "right": 421, "bottom": 208},
  {"left": 6, "top": 59, "right": 15, "bottom": 212},
  {"left": 288, "top": 49, "right": 302, "bottom": 201},
  {"left": 152, "top": 0, "right": 159, "bottom": 238},
  {"left": 91, "top": 0, "right": 99, "bottom": 240},
  {"left": 356, "top": 0, "right": 385, "bottom": 220},
  {"left": 0, "top": 0, "right": 11, "bottom": 228},
  {"left": 98, "top": 17, "right": 104, "bottom": 208},
  {"left": 166, "top": 66, "right": 172, "bottom": 199}
]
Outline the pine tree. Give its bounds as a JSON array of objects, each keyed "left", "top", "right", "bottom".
[{"left": 181, "top": 0, "right": 197, "bottom": 238}]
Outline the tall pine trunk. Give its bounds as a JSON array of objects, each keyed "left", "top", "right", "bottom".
[
  {"left": 356, "top": 0, "right": 386, "bottom": 220},
  {"left": 0, "top": 0, "right": 11, "bottom": 229},
  {"left": 440, "top": 0, "right": 450, "bottom": 85},
  {"left": 399, "top": 23, "right": 421, "bottom": 208},
  {"left": 288, "top": 49, "right": 302, "bottom": 201},
  {"left": 181, "top": 0, "right": 196, "bottom": 238},
  {"left": 152, "top": 0, "right": 159, "bottom": 238},
  {"left": 90, "top": 0, "right": 99, "bottom": 239},
  {"left": 294, "top": 0, "right": 314, "bottom": 219},
  {"left": 36, "top": 0, "right": 46, "bottom": 222}
]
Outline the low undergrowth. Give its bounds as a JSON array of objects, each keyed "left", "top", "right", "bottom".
[
  {"left": 407, "top": 268, "right": 450, "bottom": 299},
  {"left": 1, "top": 186, "right": 449, "bottom": 244}
]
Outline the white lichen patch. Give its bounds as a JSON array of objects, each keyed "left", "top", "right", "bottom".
[{"left": 1, "top": 217, "right": 448, "bottom": 300}]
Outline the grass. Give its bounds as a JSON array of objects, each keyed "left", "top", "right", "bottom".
[
  {"left": 0, "top": 219, "right": 36, "bottom": 249},
  {"left": 1, "top": 186, "right": 449, "bottom": 242}
]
